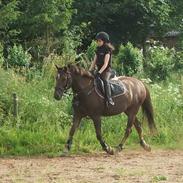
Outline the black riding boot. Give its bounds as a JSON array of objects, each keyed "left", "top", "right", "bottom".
[{"left": 104, "top": 81, "right": 114, "bottom": 106}]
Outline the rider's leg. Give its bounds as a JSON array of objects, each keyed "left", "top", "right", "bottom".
[{"left": 101, "top": 69, "right": 114, "bottom": 106}]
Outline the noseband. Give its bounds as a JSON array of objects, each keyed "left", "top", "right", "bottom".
[{"left": 55, "top": 72, "right": 72, "bottom": 94}]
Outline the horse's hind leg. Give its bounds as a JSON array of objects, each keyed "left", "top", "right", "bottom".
[
  {"left": 117, "top": 114, "right": 135, "bottom": 151},
  {"left": 134, "top": 117, "right": 151, "bottom": 152}
]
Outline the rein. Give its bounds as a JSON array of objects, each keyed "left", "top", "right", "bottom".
[{"left": 73, "top": 79, "right": 95, "bottom": 97}]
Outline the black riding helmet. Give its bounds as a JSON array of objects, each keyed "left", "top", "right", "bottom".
[{"left": 95, "top": 32, "right": 110, "bottom": 43}]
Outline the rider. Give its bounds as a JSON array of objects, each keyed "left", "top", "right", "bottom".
[{"left": 89, "top": 31, "right": 115, "bottom": 106}]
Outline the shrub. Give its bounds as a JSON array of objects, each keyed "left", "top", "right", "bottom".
[
  {"left": 0, "top": 65, "right": 72, "bottom": 129},
  {"left": 145, "top": 46, "right": 174, "bottom": 81},
  {"left": 116, "top": 42, "right": 143, "bottom": 76},
  {"left": 174, "top": 51, "right": 183, "bottom": 70},
  {"left": 6, "top": 44, "right": 31, "bottom": 69},
  {"left": 86, "top": 40, "right": 97, "bottom": 61}
]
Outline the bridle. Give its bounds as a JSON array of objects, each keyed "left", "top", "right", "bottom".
[
  {"left": 64, "top": 72, "right": 72, "bottom": 91},
  {"left": 55, "top": 70, "right": 96, "bottom": 97},
  {"left": 55, "top": 72, "right": 72, "bottom": 95}
]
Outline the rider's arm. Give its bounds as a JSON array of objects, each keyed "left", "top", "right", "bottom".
[
  {"left": 98, "top": 53, "right": 110, "bottom": 74},
  {"left": 89, "top": 54, "right": 97, "bottom": 71}
]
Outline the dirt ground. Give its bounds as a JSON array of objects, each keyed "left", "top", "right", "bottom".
[{"left": 0, "top": 149, "right": 183, "bottom": 183}]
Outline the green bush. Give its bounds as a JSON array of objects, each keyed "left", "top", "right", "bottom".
[
  {"left": 115, "top": 42, "right": 143, "bottom": 76},
  {"left": 6, "top": 44, "right": 31, "bottom": 69},
  {"left": 86, "top": 40, "right": 97, "bottom": 61},
  {"left": 145, "top": 46, "right": 174, "bottom": 81},
  {"left": 0, "top": 65, "right": 71, "bottom": 127},
  {"left": 174, "top": 51, "right": 183, "bottom": 70}
]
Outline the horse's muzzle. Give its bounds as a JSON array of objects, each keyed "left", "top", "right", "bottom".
[{"left": 54, "top": 90, "right": 63, "bottom": 100}]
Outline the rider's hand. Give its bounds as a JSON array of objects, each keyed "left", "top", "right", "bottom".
[
  {"left": 89, "top": 70, "right": 95, "bottom": 75},
  {"left": 96, "top": 72, "right": 101, "bottom": 78}
]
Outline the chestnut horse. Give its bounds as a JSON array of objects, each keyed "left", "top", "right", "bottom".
[{"left": 54, "top": 64, "right": 157, "bottom": 155}]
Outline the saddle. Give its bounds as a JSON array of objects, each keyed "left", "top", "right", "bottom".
[{"left": 94, "top": 75, "right": 126, "bottom": 98}]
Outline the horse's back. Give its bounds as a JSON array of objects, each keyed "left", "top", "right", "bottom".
[
  {"left": 113, "top": 76, "right": 145, "bottom": 88},
  {"left": 114, "top": 76, "right": 147, "bottom": 105}
]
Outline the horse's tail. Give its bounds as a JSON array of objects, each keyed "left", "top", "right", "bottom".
[{"left": 141, "top": 86, "right": 157, "bottom": 134}]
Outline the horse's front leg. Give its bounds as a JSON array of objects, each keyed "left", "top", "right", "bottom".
[
  {"left": 63, "top": 113, "right": 82, "bottom": 154},
  {"left": 92, "top": 116, "right": 114, "bottom": 155}
]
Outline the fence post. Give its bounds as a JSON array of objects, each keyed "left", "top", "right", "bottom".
[{"left": 12, "top": 93, "right": 18, "bottom": 118}]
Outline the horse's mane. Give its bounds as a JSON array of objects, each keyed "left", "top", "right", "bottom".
[{"left": 68, "top": 64, "right": 94, "bottom": 79}]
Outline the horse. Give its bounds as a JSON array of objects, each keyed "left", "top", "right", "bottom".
[{"left": 54, "top": 64, "right": 157, "bottom": 155}]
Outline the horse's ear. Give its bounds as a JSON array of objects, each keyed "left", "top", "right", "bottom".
[{"left": 55, "top": 64, "right": 59, "bottom": 70}]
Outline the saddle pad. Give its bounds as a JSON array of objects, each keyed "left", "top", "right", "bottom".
[
  {"left": 94, "top": 78, "right": 126, "bottom": 98},
  {"left": 109, "top": 80, "right": 126, "bottom": 96}
]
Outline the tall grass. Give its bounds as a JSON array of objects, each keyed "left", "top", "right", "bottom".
[{"left": 0, "top": 65, "right": 182, "bottom": 156}]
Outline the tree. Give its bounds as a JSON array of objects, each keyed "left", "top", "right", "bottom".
[
  {"left": 18, "top": 0, "right": 73, "bottom": 56},
  {"left": 0, "top": 0, "right": 20, "bottom": 44},
  {"left": 169, "top": 0, "right": 183, "bottom": 30},
  {"left": 73, "top": 0, "right": 172, "bottom": 50}
]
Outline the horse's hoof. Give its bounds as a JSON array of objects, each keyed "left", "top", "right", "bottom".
[
  {"left": 115, "top": 145, "right": 125, "bottom": 153},
  {"left": 143, "top": 145, "right": 151, "bottom": 152},
  {"left": 140, "top": 140, "right": 151, "bottom": 152},
  {"left": 106, "top": 147, "right": 115, "bottom": 155},
  {"left": 60, "top": 148, "right": 70, "bottom": 157},
  {"left": 140, "top": 142, "right": 151, "bottom": 152}
]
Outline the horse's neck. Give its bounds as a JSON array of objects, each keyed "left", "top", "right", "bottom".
[{"left": 71, "top": 74, "right": 93, "bottom": 94}]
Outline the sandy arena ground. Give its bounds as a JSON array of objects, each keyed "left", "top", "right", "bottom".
[{"left": 0, "top": 149, "right": 183, "bottom": 183}]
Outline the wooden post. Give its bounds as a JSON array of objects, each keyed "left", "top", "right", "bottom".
[{"left": 13, "top": 93, "right": 18, "bottom": 118}]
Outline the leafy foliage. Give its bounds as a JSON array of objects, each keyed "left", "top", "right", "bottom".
[
  {"left": 86, "top": 40, "right": 97, "bottom": 61},
  {"left": 6, "top": 44, "right": 31, "bottom": 68},
  {"left": 116, "top": 42, "right": 143, "bottom": 76},
  {"left": 73, "top": 0, "right": 172, "bottom": 46},
  {"left": 169, "top": 0, "right": 183, "bottom": 30},
  {"left": 0, "top": 0, "right": 182, "bottom": 59},
  {"left": 174, "top": 51, "right": 183, "bottom": 70},
  {"left": 62, "top": 25, "right": 83, "bottom": 57},
  {"left": 18, "top": 0, "right": 73, "bottom": 56},
  {"left": 145, "top": 46, "right": 174, "bottom": 81},
  {"left": 0, "top": 0, "right": 20, "bottom": 43}
]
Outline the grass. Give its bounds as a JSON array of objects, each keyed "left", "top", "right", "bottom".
[
  {"left": 152, "top": 175, "right": 167, "bottom": 182},
  {"left": 0, "top": 67, "right": 183, "bottom": 156}
]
